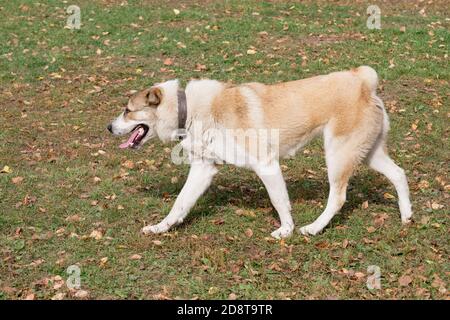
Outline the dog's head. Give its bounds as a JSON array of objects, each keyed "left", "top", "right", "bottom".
[{"left": 107, "top": 80, "right": 179, "bottom": 149}]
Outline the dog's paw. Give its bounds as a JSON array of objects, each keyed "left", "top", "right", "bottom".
[
  {"left": 271, "top": 225, "right": 294, "bottom": 239},
  {"left": 142, "top": 223, "right": 168, "bottom": 235},
  {"left": 298, "top": 223, "right": 322, "bottom": 236},
  {"left": 401, "top": 211, "right": 413, "bottom": 224},
  {"left": 401, "top": 216, "right": 412, "bottom": 224}
]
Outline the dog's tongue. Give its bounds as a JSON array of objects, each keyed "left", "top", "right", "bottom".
[{"left": 119, "top": 129, "right": 141, "bottom": 149}]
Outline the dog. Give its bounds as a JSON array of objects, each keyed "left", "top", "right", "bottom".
[{"left": 107, "top": 66, "right": 412, "bottom": 239}]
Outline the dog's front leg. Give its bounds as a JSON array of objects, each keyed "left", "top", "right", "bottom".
[
  {"left": 142, "top": 161, "right": 218, "bottom": 235},
  {"left": 253, "top": 162, "right": 294, "bottom": 239}
]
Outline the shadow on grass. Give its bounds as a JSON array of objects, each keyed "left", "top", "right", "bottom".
[{"left": 138, "top": 167, "right": 394, "bottom": 228}]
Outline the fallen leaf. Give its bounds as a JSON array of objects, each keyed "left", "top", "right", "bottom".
[
  {"left": 399, "top": 275, "right": 412, "bottom": 286},
  {"left": 431, "top": 202, "right": 443, "bottom": 210},
  {"left": 244, "top": 228, "right": 253, "bottom": 238},
  {"left": 383, "top": 192, "right": 396, "bottom": 200},
  {"left": 99, "top": 257, "right": 108, "bottom": 267},
  {"left": 51, "top": 293, "right": 65, "bottom": 300},
  {"left": 315, "top": 241, "right": 329, "bottom": 249},
  {"left": 173, "top": 9, "right": 180, "bottom": 15},
  {"left": 195, "top": 63, "right": 207, "bottom": 71},
  {"left": 1, "top": 165, "right": 12, "bottom": 173},
  {"left": 12, "top": 176, "right": 24, "bottom": 184},
  {"left": 89, "top": 229, "right": 103, "bottom": 240},
  {"left": 65, "top": 214, "right": 81, "bottom": 222},
  {"left": 152, "top": 240, "right": 162, "bottom": 246},
  {"left": 130, "top": 254, "right": 142, "bottom": 260},
  {"left": 418, "top": 180, "right": 429, "bottom": 189},
  {"left": 228, "top": 293, "right": 237, "bottom": 300},
  {"left": 367, "top": 226, "right": 376, "bottom": 233},
  {"left": 122, "top": 160, "right": 134, "bottom": 169},
  {"left": 74, "top": 290, "right": 89, "bottom": 299},
  {"left": 163, "top": 58, "right": 174, "bottom": 66},
  {"left": 342, "top": 239, "right": 349, "bottom": 248},
  {"left": 24, "top": 293, "right": 35, "bottom": 300},
  {"left": 246, "top": 49, "right": 257, "bottom": 55}
]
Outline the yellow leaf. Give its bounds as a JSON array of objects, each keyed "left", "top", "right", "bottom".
[
  {"left": 383, "top": 192, "right": 395, "bottom": 200},
  {"left": 99, "top": 257, "right": 108, "bottom": 266},
  {"left": 1, "top": 165, "right": 12, "bottom": 173}
]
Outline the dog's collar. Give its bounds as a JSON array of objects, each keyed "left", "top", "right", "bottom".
[{"left": 177, "top": 90, "right": 187, "bottom": 140}]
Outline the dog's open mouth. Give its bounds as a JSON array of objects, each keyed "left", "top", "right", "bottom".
[{"left": 119, "top": 124, "right": 149, "bottom": 149}]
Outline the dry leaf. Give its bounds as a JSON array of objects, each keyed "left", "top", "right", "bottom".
[
  {"left": 1, "top": 165, "right": 12, "bottom": 173},
  {"left": 342, "top": 239, "right": 349, "bottom": 248},
  {"left": 152, "top": 240, "right": 162, "bottom": 246},
  {"left": 246, "top": 49, "right": 257, "bottom": 55},
  {"left": 51, "top": 293, "right": 65, "bottom": 300},
  {"left": 65, "top": 214, "right": 81, "bottom": 222},
  {"left": 89, "top": 230, "right": 103, "bottom": 240},
  {"left": 244, "top": 228, "right": 253, "bottom": 238},
  {"left": 367, "top": 226, "right": 376, "bottom": 233},
  {"left": 24, "top": 293, "right": 35, "bottom": 300},
  {"left": 100, "top": 257, "right": 108, "bottom": 266},
  {"left": 431, "top": 202, "right": 443, "bottom": 210},
  {"left": 399, "top": 275, "right": 412, "bottom": 286},
  {"left": 195, "top": 63, "right": 207, "bottom": 71},
  {"left": 12, "top": 176, "right": 24, "bottom": 184},
  {"left": 74, "top": 290, "right": 89, "bottom": 299},
  {"left": 130, "top": 254, "right": 142, "bottom": 260},
  {"left": 163, "top": 58, "right": 174, "bottom": 66},
  {"left": 383, "top": 192, "right": 395, "bottom": 200},
  {"left": 122, "top": 160, "right": 134, "bottom": 169}
]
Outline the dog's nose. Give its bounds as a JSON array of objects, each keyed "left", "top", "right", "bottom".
[{"left": 107, "top": 124, "right": 113, "bottom": 133}]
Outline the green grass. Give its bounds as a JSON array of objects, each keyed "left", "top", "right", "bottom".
[{"left": 0, "top": 0, "right": 448, "bottom": 300}]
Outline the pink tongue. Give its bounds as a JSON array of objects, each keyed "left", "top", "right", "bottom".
[{"left": 119, "top": 129, "right": 141, "bottom": 149}]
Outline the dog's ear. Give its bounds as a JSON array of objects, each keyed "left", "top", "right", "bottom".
[{"left": 145, "top": 87, "right": 162, "bottom": 107}]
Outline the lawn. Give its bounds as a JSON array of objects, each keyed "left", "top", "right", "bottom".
[{"left": 0, "top": 0, "right": 448, "bottom": 300}]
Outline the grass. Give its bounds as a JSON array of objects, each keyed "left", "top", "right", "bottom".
[{"left": 0, "top": 0, "right": 448, "bottom": 300}]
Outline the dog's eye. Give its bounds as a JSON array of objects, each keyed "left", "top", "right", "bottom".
[{"left": 124, "top": 108, "right": 131, "bottom": 114}]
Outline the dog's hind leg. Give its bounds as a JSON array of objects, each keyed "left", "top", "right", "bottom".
[
  {"left": 253, "top": 161, "right": 294, "bottom": 239},
  {"left": 299, "top": 127, "right": 363, "bottom": 236},
  {"left": 367, "top": 143, "right": 412, "bottom": 223},
  {"left": 142, "top": 161, "right": 218, "bottom": 235}
]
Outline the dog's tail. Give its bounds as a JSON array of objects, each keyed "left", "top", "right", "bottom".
[
  {"left": 356, "top": 65, "right": 379, "bottom": 93},
  {"left": 356, "top": 66, "right": 390, "bottom": 137}
]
